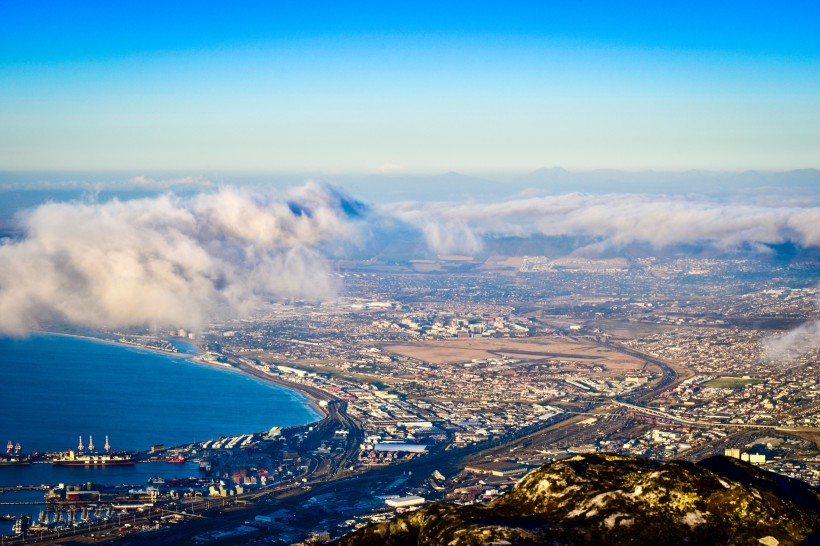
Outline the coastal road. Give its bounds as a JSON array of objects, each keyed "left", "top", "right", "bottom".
[{"left": 227, "top": 356, "right": 366, "bottom": 478}]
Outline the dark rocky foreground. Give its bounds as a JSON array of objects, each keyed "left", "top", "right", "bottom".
[{"left": 336, "top": 454, "right": 820, "bottom": 546}]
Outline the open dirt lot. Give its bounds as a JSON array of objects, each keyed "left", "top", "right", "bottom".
[{"left": 383, "top": 337, "right": 645, "bottom": 371}]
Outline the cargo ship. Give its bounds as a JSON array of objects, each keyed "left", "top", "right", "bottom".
[
  {"left": 52, "top": 435, "right": 135, "bottom": 467},
  {"left": 0, "top": 441, "right": 31, "bottom": 466}
]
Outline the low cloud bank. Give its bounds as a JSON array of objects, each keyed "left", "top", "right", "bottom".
[
  {"left": 394, "top": 193, "right": 820, "bottom": 363},
  {"left": 386, "top": 193, "right": 820, "bottom": 255},
  {"left": 2, "top": 184, "right": 819, "bottom": 338},
  {"left": 0, "top": 183, "right": 361, "bottom": 334}
]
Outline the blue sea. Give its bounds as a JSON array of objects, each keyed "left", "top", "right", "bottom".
[
  {"left": 0, "top": 334, "right": 319, "bottom": 473},
  {"left": 0, "top": 334, "right": 320, "bottom": 533}
]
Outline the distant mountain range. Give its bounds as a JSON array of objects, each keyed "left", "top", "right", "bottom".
[
  {"left": 336, "top": 454, "right": 820, "bottom": 546},
  {"left": 337, "top": 168, "right": 820, "bottom": 202},
  {"left": 2, "top": 168, "right": 819, "bottom": 203}
]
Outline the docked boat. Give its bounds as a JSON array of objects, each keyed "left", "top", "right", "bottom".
[
  {"left": 52, "top": 451, "right": 135, "bottom": 466},
  {"left": 164, "top": 454, "right": 186, "bottom": 464},
  {"left": 52, "top": 435, "right": 135, "bottom": 467},
  {"left": 0, "top": 456, "right": 30, "bottom": 466}
]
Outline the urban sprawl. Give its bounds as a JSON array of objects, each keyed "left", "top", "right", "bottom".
[{"left": 4, "top": 255, "right": 819, "bottom": 545}]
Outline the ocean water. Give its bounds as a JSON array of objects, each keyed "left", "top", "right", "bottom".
[
  {"left": 0, "top": 334, "right": 321, "bottom": 533},
  {"left": 0, "top": 334, "right": 319, "bottom": 455}
]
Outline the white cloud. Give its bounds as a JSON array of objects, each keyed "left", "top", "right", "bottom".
[
  {"left": 762, "top": 319, "right": 820, "bottom": 364},
  {"left": 384, "top": 193, "right": 820, "bottom": 255},
  {"left": 2, "top": 184, "right": 819, "bottom": 337},
  {"left": 762, "top": 286, "right": 820, "bottom": 364},
  {"left": 0, "top": 183, "right": 357, "bottom": 335}
]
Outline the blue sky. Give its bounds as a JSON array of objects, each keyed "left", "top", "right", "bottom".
[{"left": 1, "top": 1, "right": 818, "bottom": 173}]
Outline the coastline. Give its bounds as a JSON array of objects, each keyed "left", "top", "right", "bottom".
[
  {"left": 31, "top": 330, "right": 328, "bottom": 425},
  {"left": 189, "top": 356, "right": 328, "bottom": 422},
  {"left": 229, "top": 359, "right": 331, "bottom": 421},
  {"left": 32, "top": 330, "right": 199, "bottom": 360}
]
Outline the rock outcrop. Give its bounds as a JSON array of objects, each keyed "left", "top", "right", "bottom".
[{"left": 337, "top": 454, "right": 820, "bottom": 546}]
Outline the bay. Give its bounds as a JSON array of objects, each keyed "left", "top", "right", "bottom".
[{"left": 0, "top": 334, "right": 319, "bottom": 455}]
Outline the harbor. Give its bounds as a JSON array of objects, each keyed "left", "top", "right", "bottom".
[
  {"left": 0, "top": 420, "right": 327, "bottom": 540},
  {"left": 0, "top": 334, "right": 325, "bottom": 540},
  {"left": 0, "top": 438, "right": 219, "bottom": 538}
]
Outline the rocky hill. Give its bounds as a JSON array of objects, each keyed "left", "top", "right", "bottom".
[{"left": 336, "top": 454, "right": 820, "bottom": 546}]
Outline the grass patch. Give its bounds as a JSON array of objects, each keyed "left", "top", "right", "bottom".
[{"left": 704, "top": 377, "right": 763, "bottom": 389}]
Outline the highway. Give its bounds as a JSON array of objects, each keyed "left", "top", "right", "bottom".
[
  {"left": 601, "top": 340, "right": 681, "bottom": 403},
  {"left": 611, "top": 399, "right": 820, "bottom": 434}
]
